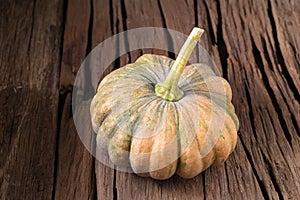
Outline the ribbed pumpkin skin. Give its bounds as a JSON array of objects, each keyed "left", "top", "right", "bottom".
[{"left": 90, "top": 54, "right": 239, "bottom": 180}]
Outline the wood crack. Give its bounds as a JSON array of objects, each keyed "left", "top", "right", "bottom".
[
  {"left": 51, "top": 0, "right": 68, "bottom": 198},
  {"left": 84, "top": 9, "right": 99, "bottom": 193},
  {"left": 120, "top": 0, "right": 131, "bottom": 63},
  {"left": 261, "top": 152, "right": 284, "bottom": 200},
  {"left": 264, "top": 109, "right": 296, "bottom": 175},
  {"left": 244, "top": 83, "right": 259, "bottom": 141},
  {"left": 109, "top": 0, "right": 114, "bottom": 35},
  {"left": 157, "top": 0, "right": 175, "bottom": 59},
  {"left": 250, "top": 35, "right": 293, "bottom": 147},
  {"left": 215, "top": 0, "right": 229, "bottom": 79},
  {"left": 80, "top": 0, "right": 94, "bottom": 100},
  {"left": 92, "top": 159, "right": 97, "bottom": 200},
  {"left": 202, "top": 174, "right": 206, "bottom": 199},
  {"left": 58, "top": 0, "right": 68, "bottom": 94},
  {"left": 157, "top": 0, "right": 167, "bottom": 30},
  {"left": 52, "top": 91, "right": 68, "bottom": 200},
  {"left": 86, "top": 0, "right": 94, "bottom": 55},
  {"left": 267, "top": 0, "right": 300, "bottom": 104},
  {"left": 203, "top": 0, "right": 216, "bottom": 45},
  {"left": 193, "top": 0, "right": 201, "bottom": 63},
  {"left": 260, "top": 36, "right": 300, "bottom": 137},
  {"left": 113, "top": 167, "right": 118, "bottom": 200},
  {"left": 239, "top": 137, "right": 270, "bottom": 200},
  {"left": 91, "top": 124, "right": 97, "bottom": 200},
  {"left": 27, "top": 0, "right": 37, "bottom": 67},
  {"left": 112, "top": 1, "right": 121, "bottom": 70},
  {"left": 193, "top": 0, "right": 198, "bottom": 27}
]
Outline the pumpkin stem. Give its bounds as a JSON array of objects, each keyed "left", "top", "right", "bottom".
[{"left": 155, "top": 27, "right": 204, "bottom": 101}]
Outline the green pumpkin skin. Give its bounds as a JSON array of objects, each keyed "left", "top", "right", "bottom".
[{"left": 90, "top": 54, "right": 239, "bottom": 180}]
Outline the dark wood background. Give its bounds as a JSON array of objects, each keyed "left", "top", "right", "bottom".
[{"left": 1, "top": 0, "right": 299, "bottom": 199}]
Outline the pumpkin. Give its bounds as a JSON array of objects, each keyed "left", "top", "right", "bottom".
[{"left": 90, "top": 28, "right": 239, "bottom": 180}]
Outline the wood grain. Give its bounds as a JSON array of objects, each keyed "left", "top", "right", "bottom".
[
  {"left": 0, "top": 0, "right": 63, "bottom": 199},
  {"left": 0, "top": 0, "right": 299, "bottom": 199},
  {"left": 54, "top": 0, "right": 95, "bottom": 199}
]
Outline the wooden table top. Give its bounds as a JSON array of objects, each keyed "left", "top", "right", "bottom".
[{"left": 1, "top": 0, "right": 299, "bottom": 199}]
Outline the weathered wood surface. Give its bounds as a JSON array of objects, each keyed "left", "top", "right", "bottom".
[
  {"left": 0, "top": 0, "right": 63, "bottom": 199},
  {"left": 0, "top": 0, "right": 299, "bottom": 199}
]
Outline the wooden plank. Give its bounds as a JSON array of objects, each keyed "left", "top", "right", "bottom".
[
  {"left": 202, "top": 0, "right": 300, "bottom": 199},
  {"left": 113, "top": 1, "right": 167, "bottom": 199},
  {"left": 54, "top": 94, "right": 96, "bottom": 199},
  {"left": 269, "top": 0, "right": 300, "bottom": 99},
  {"left": 0, "top": 0, "right": 63, "bottom": 199},
  {"left": 92, "top": 0, "right": 115, "bottom": 199},
  {"left": 59, "top": 0, "right": 90, "bottom": 92},
  {"left": 267, "top": 0, "right": 300, "bottom": 147},
  {"left": 53, "top": 0, "right": 96, "bottom": 199}
]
